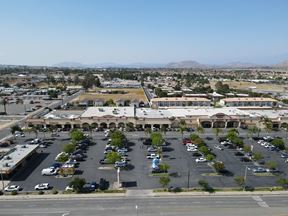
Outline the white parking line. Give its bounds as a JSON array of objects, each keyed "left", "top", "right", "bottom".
[{"left": 252, "top": 196, "right": 270, "bottom": 208}]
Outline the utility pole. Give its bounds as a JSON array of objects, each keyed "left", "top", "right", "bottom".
[
  {"left": 0, "top": 170, "right": 4, "bottom": 191},
  {"left": 135, "top": 205, "right": 138, "bottom": 216},
  {"left": 187, "top": 168, "right": 190, "bottom": 189},
  {"left": 243, "top": 166, "right": 248, "bottom": 191}
]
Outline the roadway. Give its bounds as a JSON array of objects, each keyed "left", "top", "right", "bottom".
[
  {"left": 0, "top": 195, "right": 287, "bottom": 215},
  {"left": 0, "top": 90, "right": 83, "bottom": 142}
]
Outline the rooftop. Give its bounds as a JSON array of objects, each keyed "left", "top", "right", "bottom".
[
  {"left": 81, "top": 107, "right": 135, "bottom": 118},
  {"left": 44, "top": 110, "right": 84, "bottom": 120},
  {"left": 0, "top": 145, "right": 38, "bottom": 174},
  {"left": 151, "top": 97, "right": 210, "bottom": 102},
  {"left": 222, "top": 97, "right": 277, "bottom": 102}
]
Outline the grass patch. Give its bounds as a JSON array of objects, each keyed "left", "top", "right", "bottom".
[
  {"left": 254, "top": 173, "right": 275, "bottom": 177},
  {"left": 201, "top": 173, "right": 221, "bottom": 176},
  {"left": 150, "top": 173, "right": 169, "bottom": 177}
]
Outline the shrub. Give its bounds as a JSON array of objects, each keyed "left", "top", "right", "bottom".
[
  {"left": 69, "top": 177, "right": 86, "bottom": 193},
  {"left": 213, "top": 161, "right": 225, "bottom": 172},
  {"left": 52, "top": 189, "right": 58, "bottom": 194},
  {"left": 271, "top": 138, "right": 285, "bottom": 150},
  {"left": 0, "top": 190, "right": 3, "bottom": 196},
  {"left": 38, "top": 191, "right": 44, "bottom": 195},
  {"left": 159, "top": 163, "right": 170, "bottom": 173},
  {"left": 11, "top": 191, "right": 18, "bottom": 195}
]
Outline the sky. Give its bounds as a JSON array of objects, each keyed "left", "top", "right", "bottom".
[{"left": 0, "top": 0, "right": 288, "bottom": 66}]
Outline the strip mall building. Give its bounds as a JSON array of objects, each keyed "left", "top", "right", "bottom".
[{"left": 26, "top": 106, "right": 288, "bottom": 130}]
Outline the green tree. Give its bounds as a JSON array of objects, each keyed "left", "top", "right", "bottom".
[
  {"left": 159, "top": 176, "right": 170, "bottom": 189},
  {"left": 56, "top": 153, "right": 69, "bottom": 163},
  {"left": 252, "top": 152, "right": 263, "bottom": 161},
  {"left": 145, "top": 127, "right": 152, "bottom": 137},
  {"left": 271, "top": 138, "right": 285, "bottom": 150},
  {"left": 190, "top": 133, "right": 200, "bottom": 141},
  {"left": 150, "top": 132, "right": 164, "bottom": 148},
  {"left": 266, "top": 160, "right": 277, "bottom": 170},
  {"left": 199, "top": 146, "right": 210, "bottom": 156},
  {"left": 196, "top": 126, "right": 204, "bottom": 135},
  {"left": 213, "top": 161, "right": 225, "bottom": 173},
  {"left": 234, "top": 176, "right": 245, "bottom": 188},
  {"left": 63, "top": 143, "right": 76, "bottom": 154},
  {"left": 111, "top": 137, "right": 123, "bottom": 148},
  {"left": 243, "top": 145, "right": 251, "bottom": 153},
  {"left": 70, "top": 129, "right": 84, "bottom": 143},
  {"left": 69, "top": 177, "right": 86, "bottom": 193},
  {"left": 277, "top": 178, "right": 288, "bottom": 189},
  {"left": 205, "top": 154, "right": 215, "bottom": 161},
  {"left": 159, "top": 163, "right": 170, "bottom": 173},
  {"left": 10, "top": 124, "right": 22, "bottom": 139},
  {"left": 106, "top": 152, "right": 122, "bottom": 164},
  {"left": 160, "top": 125, "right": 167, "bottom": 136},
  {"left": 213, "top": 128, "right": 222, "bottom": 138},
  {"left": 179, "top": 120, "right": 187, "bottom": 140}
]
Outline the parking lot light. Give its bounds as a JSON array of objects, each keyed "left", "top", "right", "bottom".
[{"left": 243, "top": 166, "right": 248, "bottom": 191}]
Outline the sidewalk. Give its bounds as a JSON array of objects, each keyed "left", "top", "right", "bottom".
[{"left": 0, "top": 190, "right": 288, "bottom": 200}]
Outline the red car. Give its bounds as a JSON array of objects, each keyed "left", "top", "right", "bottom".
[{"left": 182, "top": 138, "right": 191, "bottom": 145}]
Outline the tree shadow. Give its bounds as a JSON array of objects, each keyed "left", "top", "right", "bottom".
[{"left": 162, "top": 147, "right": 174, "bottom": 152}]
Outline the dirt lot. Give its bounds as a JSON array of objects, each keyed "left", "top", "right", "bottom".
[
  {"left": 210, "top": 81, "right": 286, "bottom": 92},
  {"left": 72, "top": 88, "right": 148, "bottom": 103}
]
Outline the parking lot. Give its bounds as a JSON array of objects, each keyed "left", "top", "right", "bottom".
[{"left": 7, "top": 129, "right": 288, "bottom": 191}]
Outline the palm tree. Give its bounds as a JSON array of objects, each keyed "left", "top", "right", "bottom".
[
  {"left": 145, "top": 127, "right": 152, "bottom": 137},
  {"left": 0, "top": 97, "right": 8, "bottom": 114},
  {"left": 213, "top": 128, "right": 222, "bottom": 138},
  {"left": 261, "top": 117, "right": 273, "bottom": 135},
  {"left": 179, "top": 120, "right": 187, "bottom": 140},
  {"left": 196, "top": 126, "right": 204, "bottom": 136}
]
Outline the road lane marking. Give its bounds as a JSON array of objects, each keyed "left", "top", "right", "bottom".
[{"left": 252, "top": 196, "right": 270, "bottom": 208}]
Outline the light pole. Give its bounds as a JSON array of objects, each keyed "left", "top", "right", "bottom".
[
  {"left": 117, "top": 167, "right": 120, "bottom": 187},
  {"left": 135, "top": 205, "right": 138, "bottom": 216},
  {"left": 0, "top": 169, "right": 4, "bottom": 191},
  {"left": 187, "top": 168, "right": 190, "bottom": 189},
  {"left": 243, "top": 165, "right": 248, "bottom": 191}
]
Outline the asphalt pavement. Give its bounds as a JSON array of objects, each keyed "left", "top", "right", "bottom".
[{"left": 0, "top": 195, "right": 287, "bottom": 216}]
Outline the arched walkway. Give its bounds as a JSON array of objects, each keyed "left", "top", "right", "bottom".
[
  {"left": 109, "top": 122, "right": 116, "bottom": 129},
  {"left": 201, "top": 121, "right": 212, "bottom": 128},
  {"left": 91, "top": 123, "right": 98, "bottom": 129},
  {"left": 213, "top": 121, "right": 225, "bottom": 128},
  {"left": 226, "top": 121, "right": 239, "bottom": 128},
  {"left": 100, "top": 122, "right": 107, "bottom": 129}
]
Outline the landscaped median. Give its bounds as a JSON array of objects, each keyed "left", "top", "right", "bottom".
[{"left": 0, "top": 189, "right": 126, "bottom": 200}]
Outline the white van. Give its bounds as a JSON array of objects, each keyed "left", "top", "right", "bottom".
[{"left": 41, "top": 168, "right": 58, "bottom": 176}]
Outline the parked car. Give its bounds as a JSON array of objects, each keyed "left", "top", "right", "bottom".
[
  {"left": 41, "top": 168, "right": 58, "bottom": 176},
  {"left": 252, "top": 167, "right": 267, "bottom": 173},
  {"left": 34, "top": 183, "right": 50, "bottom": 190},
  {"left": 114, "top": 161, "right": 127, "bottom": 168},
  {"left": 82, "top": 182, "right": 97, "bottom": 192},
  {"left": 143, "top": 138, "right": 152, "bottom": 145},
  {"left": 147, "top": 147, "right": 157, "bottom": 152},
  {"left": 146, "top": 153, "right": 160, "bottom": 159},
  {"left": 195, "top": 157, "right": 207, "bottom": 163},
  {"left": 98, "top": 178, "right": 109, "bottom": 190},
  {"left": 99, "top": 158, "right": 111, "bottom": 164},
  {"left": 234, "top": 151, "right": 244, "bottom": 156},
  {"left": 30, "top": 138, "right": 41, "bottom": 144},
  {"left": 240, "top": 157, "right": 252, "bottom": 162},
  {"left": 4, "top": 185, "right": 20, "bottom": 192},
  {"left": 214, "top": 145, "right": 223, "bottom": 150},
  {"left": 187, "top": 147, "right": 198, "bottom": 152}
]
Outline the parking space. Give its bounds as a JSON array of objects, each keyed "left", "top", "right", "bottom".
[{"left": 6, "top": 130, "right": 288, "bottom": 191}]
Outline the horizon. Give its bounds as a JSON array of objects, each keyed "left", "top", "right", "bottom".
[{"left": 0, "top": 0, "right": 288, "bottom": 66}]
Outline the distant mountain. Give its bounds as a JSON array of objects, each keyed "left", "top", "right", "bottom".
[
  {"left": 53, "top": 62, "right": 86, "bottom": 68},
  {"left": 51, "top": 59, "right": 288, "bottom": 69},
  {"left": 166, "top": 60, "right": 208, "bottom": 68},
  {"left": 275, "top": 59, "right": 288, "bottom": 68},
  {"left": 221, "top": 61, "right": 265, "bottom": 69}
]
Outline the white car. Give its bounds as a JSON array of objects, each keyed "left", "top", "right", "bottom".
[
  {"left": 214, "top": 145, "right": 223, "bottom": 150},
  {"left": 187, "top": 147, "right": 198, "bottom": 152},
  {"left": 65, "top": 185, "right": 74, "bottom": 191},
  {"left": 146, "top": 154, "right": 160, "bottom": 159},
  {"left": 195, "top": 157, "right": 207, "bottom": 163},
  {"left": 186, "top": 144, "right": 197, "bottom": 148},
  {"left": 30, "top": 138, "right": 41, "bottom": 144},
  {"left": 34, "top": 183, "right": 50, "bottom": 190},
  {"left": 4, "top": 185, "right": 20, "bottom": 192}
]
